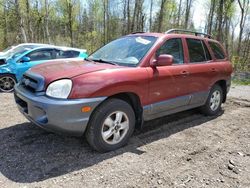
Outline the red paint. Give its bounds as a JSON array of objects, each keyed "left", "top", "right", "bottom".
[{"left": 30, "top": 33, "right": 233, "bottom": 106}]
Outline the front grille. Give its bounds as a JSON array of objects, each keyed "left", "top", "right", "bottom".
[{"left": 20, "top": 71, "right": 45, "bottom": 92}]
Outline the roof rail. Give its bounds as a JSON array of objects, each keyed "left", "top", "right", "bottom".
[{"left": 165, "top": 29, "right": 212, "bottom": 39}]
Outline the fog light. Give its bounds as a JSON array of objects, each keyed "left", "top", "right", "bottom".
[{"left": 81, "top": 106, "right": 91, "bottom": 112}]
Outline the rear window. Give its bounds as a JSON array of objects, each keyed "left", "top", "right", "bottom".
[{"left": 208, "top": 42, "right": 225, "bottom": 59}]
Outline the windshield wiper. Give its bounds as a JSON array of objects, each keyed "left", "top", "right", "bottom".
[{"left": 86, "top": 58, "right": 118, "bottom": 65}]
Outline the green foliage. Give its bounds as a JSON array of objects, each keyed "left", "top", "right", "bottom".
[
  {"left": 232, "top": 56, "right": 250, "bottom": 72},
  {"left": 0, "top": 0, "right": 249, "bottom": 64},
  {"left": 232, "top": 79, "right": 250, "bottom": 85}
]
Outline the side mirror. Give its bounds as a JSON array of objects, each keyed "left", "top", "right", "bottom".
[
  {"left": 150, "top": 54, "right": 173, "bottom": 67},
  {"left": 20, "top": 56, "right": 31, "bottom": 63}
]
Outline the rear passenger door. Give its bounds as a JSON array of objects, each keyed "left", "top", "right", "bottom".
[{"left": 186, "top": 38, "right": 218, "bottom": 105}]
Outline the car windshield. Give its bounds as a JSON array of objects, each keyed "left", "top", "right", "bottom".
[{"left": 88, "top": 36, "right": 157, "bottom": 67}]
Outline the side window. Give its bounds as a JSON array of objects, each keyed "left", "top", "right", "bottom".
[
  {"left": 56, "top": 50, "right": 80, "bottom": 59},
  {"left": 208, "top": 42, "right": 225, "bottom": 59},
  {"left": 26, "top": 49, "right": 54, "bottom": 61},
  {"left": 202, "top": 41, "right": 212, "bottom": 61},
  {"left": 186, "top": 38, "right": 207, "bottom": 63},
  {"left": 156, "top": 38, "right": 184, "bottom": 64}
]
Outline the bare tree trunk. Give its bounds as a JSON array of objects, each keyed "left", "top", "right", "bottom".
[
  {"left": 131, "top": 0, "right": 138, "bottom": 32},
  {"left": 25, "top": 0, "right": 34, "bottom": 42},
  {"left": 122, "top": 0, "right": 127, "bottom": 35},
  {"left": 207, "top": 0, "right": 215, "bottom": 34},
  {"left": 149, "top": 0, "right": 153, "bottom": 31},
  {"left": 237, "top": 0, "right": 249, "bottom": 55},
  {"left": 177, "top": 0, "right": 182, "bottom": 27},
  {"left": 158, "top": 0, "right": 166, "bottom": 32},
  {"left": 44, "top": 0, "right": 51, "bottom": 43},
  {"left": 3, "top": 3, "right": 8, "bottom": 46},
  {"left": 106, "top": 0, "right": 110, "bottom": 42},
  {"left": 15, "top": 0, "right": 28, "bottom": 43},
  {"left": 127, "top": 0, "right": 130, "bottom": 33},
  {"left": 216, "top": 0, "right": 224, "bottom": 41},
  {"left": 66, "top": 0, "right": 73, "bottom": 46},
  {"left": 103, "top": 0, "right": 106, "bottom": 44},
  {"left": 184, "top": 0, "right": 192, "bottom": 29}
]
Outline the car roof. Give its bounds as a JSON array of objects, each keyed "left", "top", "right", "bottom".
[
  {"left": 24, "top": 45, "right": 87, "bottom": 52},
  {"left": 129, "top": 32, "right": 220, "bottom": 43},
  {"left": 55, "top": 46, "right": 87, "bottom": 52}
]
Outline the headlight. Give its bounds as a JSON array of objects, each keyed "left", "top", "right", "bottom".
[{"left": 46, "top": 79, "right": 72, "bottom": 99}]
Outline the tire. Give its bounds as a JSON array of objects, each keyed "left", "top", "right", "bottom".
[
  {"left": 0, "top": 74, "right": 17, "bottom": 92},
  {"left": 201, "top": 84, "right": 223, "bottom": 116},
  {"left": 85, "top": 98, "right": 135, "bottom": 152}
]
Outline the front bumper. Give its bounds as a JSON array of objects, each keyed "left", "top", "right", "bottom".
[{"left": 14, "top": 83, "right": 106, "bottom": 136}]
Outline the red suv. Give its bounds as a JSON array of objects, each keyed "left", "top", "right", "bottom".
[{"left": 14, "top": 29, "right": 233, "bottom": 152}]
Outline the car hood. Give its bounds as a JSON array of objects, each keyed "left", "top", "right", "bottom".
[{"left": 30, "top": 59, "right": 119, "bottom": 84}]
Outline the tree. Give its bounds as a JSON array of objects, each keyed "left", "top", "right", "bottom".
[
  {"left": 44, "top": 0, "right": 51, "bottom": 43},
  {"left": 158, "top": 0, "right": 167, "bottom": 32},
  {"left": 237, "top": 0, "right": 250, "bottom": 55},
  {"left": 15, "top": 0, "right": 27, "bottom": 42}
]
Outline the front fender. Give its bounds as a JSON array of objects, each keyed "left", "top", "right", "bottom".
[
  {"left": 69, "top": 68, "right": 149, "bottom": 105},
  {"left": 0, "top": 66, "right": 12, "bottom": 74}
]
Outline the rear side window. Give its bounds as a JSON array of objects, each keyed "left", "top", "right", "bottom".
[
  {"left": 56, "top": 50, "right": 80, "bottom": 59},
  {"left": 186, "top": 38, "right": 209, "bottom": 63},
  {"left": 208, "top": 42, "right": 225, "bottom": 59},
  {"left": 156, "top": 38, "right": 184, "bottom": 64}
]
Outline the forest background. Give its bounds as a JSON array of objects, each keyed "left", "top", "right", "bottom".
[{"left": 0, "top": 0, "right": 249, "bottom": 71}]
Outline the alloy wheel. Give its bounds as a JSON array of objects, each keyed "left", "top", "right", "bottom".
[
  {"left": 210, "top": 90, "right": 221, "bottom": 111},
  {"left": 101, "top": 111, "right": 129, "bottom": 145},
  {"left": 0, "top": 76, "right": 16, "bottom": 92}
]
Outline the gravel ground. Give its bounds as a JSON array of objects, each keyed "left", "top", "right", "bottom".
[{"left": 0, "top": 85, "right": 249, "bottom": 188}]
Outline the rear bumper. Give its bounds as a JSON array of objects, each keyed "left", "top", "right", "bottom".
[{"left": 14, "top": 83, "right": 106, "bottom": 136}]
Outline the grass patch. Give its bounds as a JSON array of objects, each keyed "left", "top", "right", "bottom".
[{"left": 232, "top": 79, "right": 250, "bottom": 85}]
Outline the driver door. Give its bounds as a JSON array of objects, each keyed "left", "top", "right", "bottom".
[{"left": 146, "top": 38, "right": 191, "bottom": 116}]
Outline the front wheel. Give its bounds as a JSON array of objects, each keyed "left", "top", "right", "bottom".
[
  {"left": 201, "top": 84, "right": 223, "bottom": 116},
  {"left": 86, "top": 98, "right": 135, "bottom": 152},
  {"left": 0, "top": 74, "right": 17, "bottom": 92}
]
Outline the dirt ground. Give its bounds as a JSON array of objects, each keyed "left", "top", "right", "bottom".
[{"left": 0, "top": 86, "right": 249, "bottom": 188}]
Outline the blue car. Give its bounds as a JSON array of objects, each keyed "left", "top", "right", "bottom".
[{"left": 0, "top": 43, "right": 88, "bottom": 92}]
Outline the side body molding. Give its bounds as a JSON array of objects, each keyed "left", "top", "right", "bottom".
[{"left": 143, "top": 91, "right": 209, "bottom": 121}]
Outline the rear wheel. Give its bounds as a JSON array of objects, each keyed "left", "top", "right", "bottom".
[
  {"left": 86, "top": 98, "right": 135, "bottom": 152},
  {"left": 0, "top": 74, "right": 17, "bottom": 92},
  {"left": 201, "top": 84, "right": 223, "bottom": 116}
]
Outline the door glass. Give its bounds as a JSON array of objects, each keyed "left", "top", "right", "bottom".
[
  {"left": 202, "top": 41, "right": 212, "bottom": 61},
  {"left": 56, "top": 50, "right": 80, "bottom": 59},
  {"left": 186, "top": 39, "right": 207, "bottom": 63},
  {"left": 26, "top": 49, "right": 54, "bottom": 61},
  {"left": 208, "top": 42, "right": 225, "bottom": 59},
  {"left": 156, "top": 38, "right": 184, "bottom": 64}
]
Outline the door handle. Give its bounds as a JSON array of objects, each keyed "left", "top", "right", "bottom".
[
  {"left": 211, "top": 68, "right": 218, "bottom": 72},
  {"left": 181, "top": 71, "right": 189, "bottom": 76}
]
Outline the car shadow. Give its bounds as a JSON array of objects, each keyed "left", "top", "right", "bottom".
[{"left": 0, "top": 108, "right": 224, "bottom": 183}]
